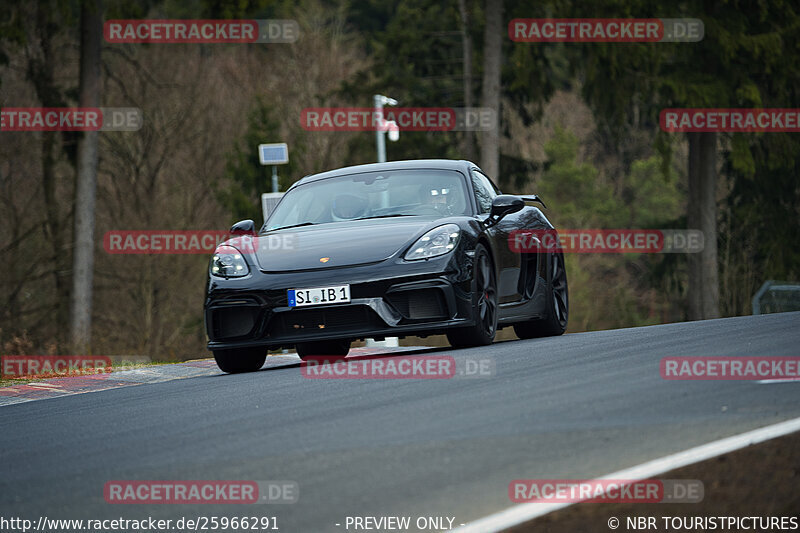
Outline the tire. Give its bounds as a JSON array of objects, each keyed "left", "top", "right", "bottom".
[
  {"left": 514, "top": 250, "right": 568, "bottom": 339},
  {"left": 296, "top": 339, "right": 351, "bottom": 361},
  {"left": 446, "top": 243, "right": 498, "bottom": 348},
  {"left": 213, "top": 346, "right": 267, "bottom": 373}
]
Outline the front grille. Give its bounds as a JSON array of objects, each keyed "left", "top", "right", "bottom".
[
  {"left": 269, "top": 306, "right": 377, "bottom": 337},
  {"left": 386, "top": 289, "right": 447, "bottom": 320}
]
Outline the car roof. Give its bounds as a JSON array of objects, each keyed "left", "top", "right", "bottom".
[{"left": 290, "top": 159, "right": 478, "bottom": 189}]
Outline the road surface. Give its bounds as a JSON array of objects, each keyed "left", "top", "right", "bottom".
[{"left": 1, "top": 312, "right": 799, "bottom": 532}]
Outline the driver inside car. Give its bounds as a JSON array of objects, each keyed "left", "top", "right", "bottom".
[{"left": 418, "top": 184, "right": 455, "bottom": 215}]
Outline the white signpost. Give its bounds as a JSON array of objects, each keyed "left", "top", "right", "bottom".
[
  {"left": 371, "top": 97, "right": 400, "bottom": 349},
  {"left": 258, "top": 143, "right": 289, "bottom": 223},
  {"left": 259, "top": 144, "right": 289, "bottom": 353},
  {"left": 258, "top": 143, "right": 289, "bottom": 191}
]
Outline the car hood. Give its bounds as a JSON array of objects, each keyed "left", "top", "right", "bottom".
[{"left": 249, "top": 218, "right": 443, "bottom": 272}]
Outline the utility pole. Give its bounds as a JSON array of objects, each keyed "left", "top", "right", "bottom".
[
  {"left": 370, "top": 95, "right": 400, "bottom": 349},
  {"left": 374, "top": 94, "right": 398, "bottom": 163},
  {"left": 70, "top": 0, "right": 103, "bottom": 353}
]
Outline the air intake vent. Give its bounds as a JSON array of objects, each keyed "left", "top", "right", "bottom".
[
  {"left": 211, "top": 306, "right": 257, "bottom": 339},
  {"left": 387, "top": 289, "right": 447, "bottom": 320}
]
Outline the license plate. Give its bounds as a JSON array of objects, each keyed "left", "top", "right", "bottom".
[{"left": 288, "top": 285, "right": 350, "bottom": 307}]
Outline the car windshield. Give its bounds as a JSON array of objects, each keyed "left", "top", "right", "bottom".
[{"left": 264, "top": 169, "right": 470, "bottom": 231}]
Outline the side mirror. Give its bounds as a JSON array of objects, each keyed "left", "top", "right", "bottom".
[
  {"left": 230, "top": 219, "right": 256, "bottom": 236},
  {"left": 521, "top": 195, "right": 547, "bottom": 209},
  {"left": 487, "top": 195, "right": 524, "bottom": 225}
]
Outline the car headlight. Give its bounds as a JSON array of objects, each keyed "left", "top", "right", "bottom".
[
  {"left": 209, "top": 245, "right": 249, "bottom": 278},
  {"left": 404, "top": 224, "right": 460, "bottom": 261}
]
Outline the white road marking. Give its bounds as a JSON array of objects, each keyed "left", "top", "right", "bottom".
[{"left": 452, "top": 416, "right": 800, "bottom": 533}]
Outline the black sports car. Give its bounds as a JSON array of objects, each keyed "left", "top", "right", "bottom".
[{"left": 204, "top": 159, "right": 568, "bottom": 373}]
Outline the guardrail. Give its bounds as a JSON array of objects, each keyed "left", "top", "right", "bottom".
[{"left": 752, "top": 280, "right": 800, "bottom": 315}]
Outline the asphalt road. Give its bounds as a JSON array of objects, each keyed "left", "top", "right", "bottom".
[{"left": 1, "top": 312, "right": 799, "bottom": 532}]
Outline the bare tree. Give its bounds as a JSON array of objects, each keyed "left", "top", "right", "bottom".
[
  {"left": 70, "top": 0, "right": 103, "bottom": 352},
  {"left": 480, "top": 0, "right": 502, "bottom": 178},
  {"left": 21, "top": 1, "right": 74, "bottom": 347},
  {"left": 89, "top": 4, "right": 369, "bottom": 359}
]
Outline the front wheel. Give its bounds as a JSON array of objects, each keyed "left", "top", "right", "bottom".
[
  {"left": 446, "top": 243, "right": 498, "bottom": 348},
  {"left": 514, "top": 251, "right": 568, "bottom": 339},
  {"left": 213, "top": 346, "right": 267, "bottom": 373}
]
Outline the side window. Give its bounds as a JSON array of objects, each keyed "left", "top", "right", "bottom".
[{"left": 470, "top": 169, "right": 499, "bottom": 214}]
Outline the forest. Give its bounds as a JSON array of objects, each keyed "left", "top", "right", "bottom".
[{"left": 1, "top": 0, "right": 797, "bottom": 360}]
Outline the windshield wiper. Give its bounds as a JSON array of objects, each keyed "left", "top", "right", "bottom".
[
  {"left": 267, "top": 222, "right": 317, "bottom": 231},
  {"left": 352, "top": 214, "right": 416, "bottom": 221}
]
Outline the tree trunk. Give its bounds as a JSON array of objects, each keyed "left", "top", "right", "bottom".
[
  {"left": 480, "top": 0, "right": 502, "bottom": 178},
  {"left": 28, "top": 1, "right": 72, "bottom": 348},
  {"left": 70, "top": 0, "right": 103, "bottom": 352},
  {"left": 687, "top": 132, "right": 720, "bottom": 320},
  {"left": 458, "top": 0, "right": 475, "bottom": 161}
]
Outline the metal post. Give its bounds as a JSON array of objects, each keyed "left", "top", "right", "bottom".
[
  {"left": 271, "top": 165, "right": 279, "bottom": 193},
  {"left": 375, "top": 94, "right": 386, "bottom": 163},
  {"left": 369, "top": 94, "right": 399, "bottom": 350}
]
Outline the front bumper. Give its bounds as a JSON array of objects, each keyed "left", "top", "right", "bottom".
[{"left": 205, "top": 256, "right": 474, "bottom": 351}]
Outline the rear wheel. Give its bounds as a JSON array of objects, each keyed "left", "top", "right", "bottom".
[
  {"left": 446, "top": 243, "right": 497, "bottom": 348},
  {"left": 213, "top": 346, "right": 267, "bottom": 373},
  {"left": 296, "top": 339, "right": 351, "bottom": 361},
  {"left": 514, "top": 251, "right": 568, "bottom": 339}
]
